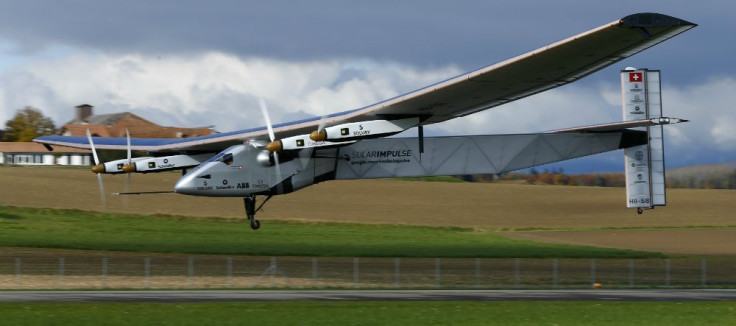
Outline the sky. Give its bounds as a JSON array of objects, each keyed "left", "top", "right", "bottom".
[{"left": 0, "top": 0, "right": 734, "bottom": 172}]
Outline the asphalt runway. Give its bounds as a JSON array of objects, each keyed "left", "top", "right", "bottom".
[{"left": 1, "top": 290, "right": 736, "bottom": 302}]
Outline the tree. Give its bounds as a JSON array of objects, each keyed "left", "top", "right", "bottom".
[{"left": 2, "top": 107, "right": 56, "bottom": 142}]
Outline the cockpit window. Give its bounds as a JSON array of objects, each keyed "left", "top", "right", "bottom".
[
  {"left": 216, "top": 153, "right": 234, "bottom": 165},
  {"left": 202, "top": 152, "right": 225, "bottom": 164},
  {"left": 189, "top": 146, "right": 242, "bottom": 173}
]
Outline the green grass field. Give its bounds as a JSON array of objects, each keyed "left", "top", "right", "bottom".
[
  {"left": 0, "top": 206, "right": 660, "bottom": 258},
  {"left": 0, "top": 301, "right": 733, "bottom": 326}
]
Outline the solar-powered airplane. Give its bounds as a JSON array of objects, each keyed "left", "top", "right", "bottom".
[{"left": 36, "top": 13, "right": 696, "bottom": 230}]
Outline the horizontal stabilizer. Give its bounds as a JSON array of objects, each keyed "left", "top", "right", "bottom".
[{"left": 549, "top": 117, "right": 687, "bottom": 133}]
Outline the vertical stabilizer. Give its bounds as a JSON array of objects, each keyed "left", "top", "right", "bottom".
[{"left": 622, "top": 68, "right": 666, "bottom": 213}]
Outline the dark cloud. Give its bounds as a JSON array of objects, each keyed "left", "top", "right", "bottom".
[
  {"left": 0, "top": 0, "right": 734, "bottom": 171},
  {"left": 0, "top": 0, "right": 732, "bottom": 81}
]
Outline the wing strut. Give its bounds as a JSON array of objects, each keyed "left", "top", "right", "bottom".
[{"left": 418, "top": 126, "right": 424, "bottom": 163}]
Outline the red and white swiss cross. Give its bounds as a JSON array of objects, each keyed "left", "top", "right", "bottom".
[{"left": 629, "top": 72, "right": 643, "bottom": 82}]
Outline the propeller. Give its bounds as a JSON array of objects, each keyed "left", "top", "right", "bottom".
[
  {"left": 317, "top": 113, "right": 328, "bottom": 136},
  {"left": 86, "top": 129, "right": 106, "bottom": 209},
  {"left": 309, "top": 114, "right": 328, "bottom": 141},
  {"left": 258, "top": 98, "right": 283, "bottom": 191},
  {"left": 126, "top": 129, "right": 132, "bottom": 166},
  {"left": 123, "top": 129, "right": 132, "bottom": 207},
  {"left": 298, "top": 113, "right": 328, "bottom": 170}
]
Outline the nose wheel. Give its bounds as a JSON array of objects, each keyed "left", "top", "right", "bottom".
[{"left": 243, "top": 195, "right": 272, "bottom": 230}]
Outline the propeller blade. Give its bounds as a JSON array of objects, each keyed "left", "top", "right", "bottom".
[
  {"left": 86, "top": 129, "right": 100, "bottom": 166},
  {"left": 299, "top": 113, "right": 328, "bottom": 170},
  {"left": 258, "top": 98, "right": 284, "bottom": 190},
  {"left": 273, "top": 151, "right": 282, "bottom": 192},
  {"left": 125, "top": 129, "right": 132, "bottom": 164},
  {"left": 124, "top": 128, "right": 132, "bottom": 207},
  {"left": 317, "top": 113, "right": 328, "bottom": 133},
  {"left": 259, "top": 98, "right": 275, "bottom": 142},
  {"left": 123, "top": 172, "right": 131, "bottom": 208},
  {"left": 86, "top": 129, "right": 106, "bottom": 209},
  {"left": 97, "top": 173, "right": 106, "bottom": 208}
]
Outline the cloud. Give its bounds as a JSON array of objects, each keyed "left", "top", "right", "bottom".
[
  {"left": 661, "top": 77, "right": 736, "bottom": 165},
  {"left": 0, "top": 51, "right": 734, "bottom": 169},
  {"left": 0, "top": 52, "right": 461, "bottom": 131},
  {"left": 0, "top": 1, "right": 728, "bottom": 81},
  {"left": 432, "top": 77, "right": 736, "bottom": 167}
]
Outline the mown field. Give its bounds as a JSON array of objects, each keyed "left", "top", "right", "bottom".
[
  {"left": 0, "top": 206, "right": 654, "bottom": 258},
  {"left": 1, "top": 301, "right": 734, "bottom": 326},
  {"left": 2, "top": 165, "right": 736, "bottom": 257},
  {"left": 2, "top": 165, "right": 735, "bottom": 229}
]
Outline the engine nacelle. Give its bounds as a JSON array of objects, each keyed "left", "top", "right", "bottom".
[
  {"left": 122, "top": 154, "right": 211, "bottom": 173},
  {"left": 309, "top": 117, "right": 419, "bottom": 142},
  {"left": 266, "top": 134, "right": 344, "bottom": 152},
  {"left": 92, "top": 157, "right": 151, "bottom": 174}
]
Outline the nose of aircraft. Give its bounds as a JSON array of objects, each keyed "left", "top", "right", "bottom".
[
  {"left": 173, "top": 172, "right": 198, "bottom": 195},
  {"left": 174, "top": 161, "right": 218, "bottom": 195}
]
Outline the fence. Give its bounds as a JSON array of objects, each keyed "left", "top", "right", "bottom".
[{"left": 1, "top": 255, "right": 734, "bottom": 289}]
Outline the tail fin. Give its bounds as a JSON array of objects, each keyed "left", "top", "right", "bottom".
[{"left": 622, "top": 68, "right": 667, "bottom": 213}]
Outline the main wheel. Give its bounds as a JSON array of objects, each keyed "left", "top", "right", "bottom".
[
  {"left": 250, "top": 219, "right": 261, "bottom": 230},
  {"left": 637, "top": 208, "right": 643, "bottom": 215}
]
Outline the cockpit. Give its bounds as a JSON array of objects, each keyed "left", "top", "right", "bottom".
[{"left": 216, "top": 153, "right": 234, "bottom": 165}]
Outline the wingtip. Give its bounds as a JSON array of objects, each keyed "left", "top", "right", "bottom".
[{"left": 620, "top": 13, "right": 696, "bottom": 28}]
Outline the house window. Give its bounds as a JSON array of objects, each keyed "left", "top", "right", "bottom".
[{"left": 15, "top": 154, "right": 32, "bottom": 164}]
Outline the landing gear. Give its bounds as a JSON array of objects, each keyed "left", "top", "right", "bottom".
[
  {"left": 244, "top": 195, "right": 260, "bottom": 230},
  {"left": 243, "top": 194, "right": 273, "bottom": 230},
  {"left": 637, "top": 208, "right": 643, "bottom": 215}
]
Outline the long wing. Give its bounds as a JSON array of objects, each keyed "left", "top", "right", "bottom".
[{"left": 35, "top": 12, "right": 695, "bottom": 153}]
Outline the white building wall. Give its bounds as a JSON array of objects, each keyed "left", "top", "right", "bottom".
[
  {"left": 57, "top": 155, "right": 69, "bottom": 165},
  {"left": 43, "top": 154, "right": 55, "bottom": 165},
  {"left": 70, "top": 155, "right": 82, "bottom": 166},
  {"left": 0, "top": 152, "right": 90, "bottom": 166}
]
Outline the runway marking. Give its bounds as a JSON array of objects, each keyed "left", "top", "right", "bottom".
[{"left": 1, "top": 290, "right": 736, "bottom": 302}]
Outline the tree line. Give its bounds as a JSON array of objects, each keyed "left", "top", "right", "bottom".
[
  {"left": 459, "top": 167, "right": 736, "bottom": 190},
  {"left": 1, "top": 107, "right": 56, "bottom": 142},
  {"left": 459, "top": 169, "right": 626, "bottom": 187}
]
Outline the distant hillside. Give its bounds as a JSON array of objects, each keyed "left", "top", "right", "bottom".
[
  {"left": 666, "top": 163, "right": 736, "bottom": 189},
  {"left": 456, "top": 162, "right": 736, "bottom": 189}
]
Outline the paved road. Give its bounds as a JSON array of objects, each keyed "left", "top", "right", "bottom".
[{"left": 1, "top": 290, "right": 735, "bottom": 302}]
